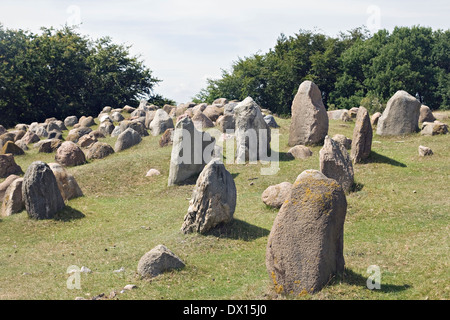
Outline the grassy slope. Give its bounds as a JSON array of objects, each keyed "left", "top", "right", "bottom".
[{"left": 0, "top": 113, "right": 448, "bottom": 300}]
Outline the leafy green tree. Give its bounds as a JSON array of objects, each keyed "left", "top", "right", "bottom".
[{"left": 0, "top": 25, "right": 163, "bottom": 127}]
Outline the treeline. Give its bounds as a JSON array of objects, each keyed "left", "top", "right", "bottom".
[
  {"left": 194, "top": 26, "right": 450, "bottom": 115},
  {"left": 0, "top": 25, "right": 174, "bottom": 128}
]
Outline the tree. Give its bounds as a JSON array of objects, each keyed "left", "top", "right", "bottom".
[{"left": 0, "top": 25, "right": 163, "bottom": 127}]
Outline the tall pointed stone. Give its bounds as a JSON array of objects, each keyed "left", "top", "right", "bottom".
[
  {"left": 350, "top": 106, "right": 373, "bottom": 163},
  {"left": 266, "top": 170, "right": 347, "bottom": 295},
  {"left": 22, "top": 161, "right": 65, "bottom": 220},
  {"left": 319, "top": 136, "right": 354, "bottom": 193},
  {"left": 288, "top": 81, "right": 328, "bottom": 146},
  {"left": 181, "top": 158, "right": 237, "bottom": 234}
]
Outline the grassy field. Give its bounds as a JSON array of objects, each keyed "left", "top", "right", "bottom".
[{"left": 0, "top": 111, "right": 449, "bottom": 300}]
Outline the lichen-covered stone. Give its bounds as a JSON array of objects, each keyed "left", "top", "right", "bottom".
[{"left": 266, "top": 170, "right": 347, "bottom": 295}]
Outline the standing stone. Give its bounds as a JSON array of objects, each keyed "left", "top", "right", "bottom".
[
  {"left": 114, "top": 128, "right": 142, "bottom": 152},
  {"left": 421, "top": 121, "right": 449, "bottom": 136},
  {"left": 111, "top": 111, "right": 125, "bottom": 123},
  {"left": 137, "top": 245, "right": 185, "bottom": 278},
  {"left": 181, "top": 158, "right": 237, "bottom": 234},
  {"left": 149, "top": 109, "right": 174, "bottom": 136},
  {"left": 261, "top": 182, "right": 292, "bottom": 208},
  {"left": 159, "top": 128, "right": 174, "bottom": 147},
  {"left": 55, "top": 141, "right": 87, "bottom": 167},
  {"left": 0, "top": 154, "right": 23, "bottom": 178},
  {"left": 212, "top": 98, "right": 228, "bottom": 107},
  {"left": 1, "top": 141, "right": 25, "bottom": 156},
  {"left": 327, "top": 109, "right": 349, "bottom": 120},
  {"left": 64, "top": 116, "right": 78, "bottom": 127},
  {"left": 264, "top": 115, "right": 279, "bottom": 128},
  {"left": 419, "top": 105, "right": 436, "bottom": 123},
  {"left": 320, "top": 136, "right": 354, "bottom": 193},
  {"left": 350, "top": 106, "right": 372, "bottom": 163},
  {"left": 78, "top": 116, "right": 96, "bottom": 128},
  {"left": 234, "top": 97, "right": 271, "bottom": 163},
  {"left": 203, "top": 105, "right": 222, "bottom": 122},
  {"left": 0, "top": 133, "right": 15, "bottom": 149},
  {"left": 266, "top": 170, "right": 347, "bottom": 295},
  {"left": 370, "top": 112, "right": 382, "bottom": 127},
  {"left": 216, "top": 114, "right": 235, "bottom": 133},
  {"left": 22, "top": 161, "right": 65, "bottom": 220},
  {"left": 48, "top": 163, "right": 83, "bottom": 201},
  {"left": 119, "top": 120, "right": 149, "bottom": 137},
  {"left": 98, "top": 121, "right": 115, "bottom": 136},
  {"left": 286, "top": 145, "right": 313, "bottom": 160},
  {"left": 418, "top": 145, "right": 433, "bottom": 157},
  {"left": 168, "top": 117, "right": 215, "bottom": 186},
  {"left": 20, "top": 131, "right": 40, "bottom": 145},
  {"left": 144, "top": 110, "right": 156, "bottom": 128},
  {"left": 288, "top": 81, "right": 328, "bottom": 146},
  {"left": 0, "top": 174, "right": 21, "bottom": 201},
  {"left": 332, "top": 134, "right": 352, "bottom": 150},
  {"left": 146, "top": 169, "right": 161, "bottom": 177},
  {"left": 37, "top": 139, "right": 62, "bottom": 153},
  {"left": 86, "top": 142, "right": 115, "bottom": 160},
  {"left": 1, "top": 178, "right": 24, "bottom": 217},
  {"left": 192, "top": 110, "right": 214, "bottom": 129},
  {"left": 376, "top": 90, "right": 421, "bottom": 136}
]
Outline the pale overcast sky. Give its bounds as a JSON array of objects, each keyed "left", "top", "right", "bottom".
[{"left": 0, "top": 0, "right": 449, "bottom": 104}]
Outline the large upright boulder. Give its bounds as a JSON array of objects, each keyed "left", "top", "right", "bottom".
[
  {"left": 0, "top": 154, "right": 23, "bottom": 178},
  {"left": 234, "top": 97, "right": 271, "bottom": 163},
  {"left": 22, "top": 161, "right": 65, "bottom": 220},
  {"left": 288, "top": 81, "right": 328, "bottom": 146},
  {"left": 149, "top": 109, "right": 174, "bottom": 136},
  {"left": 168, "top": 117, "right": 215, "bottom": 186},
  {"left": 376, "top": 90, "right": 421, "bottom": 136},
  {"left": 320, "top": 136, "right": 354, "bottom": 193},
  {"left": 181, "top": 158, "right": 237, "bottom": 234},
  {"left": 350, "top": 106, "right": 372, "bottom": 163},
  {"left": 266, "top": 170, "right": 347, "bottom": 295},
  {"left": 55, "top": 141, "right": 86, "bottom": 167},
  {"left": 48, "top": 163, "right": 83, "bottom": 201},
  {"left": 114, "top": 128, "right": 142, "bottom": 152}
]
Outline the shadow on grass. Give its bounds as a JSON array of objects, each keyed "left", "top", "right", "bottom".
[
  {"left": 54, "top": 206, "right": 85, "bottom": 221},
  {"left": 206, "top": 218, "right": 270, "bottom": 241},
  {"left": 367, "top": 151, "right": 407, "bottom": 167},
  {"left": 351, "top": 182, "right": 365, "bottom": 193},
  {"left": 276, "top": 151, "right": 295, "bottom": 162},
  {"left": 334, "top": 268, "right": 411, "bottom": 293}
]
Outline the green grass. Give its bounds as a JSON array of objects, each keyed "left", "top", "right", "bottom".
[{"left": 0, "top": 113, "right": 449, "bottom": 300}]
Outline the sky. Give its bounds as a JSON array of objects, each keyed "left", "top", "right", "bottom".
[{"left": 0, "top": 0, "right": 449, "bottom": 104}]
